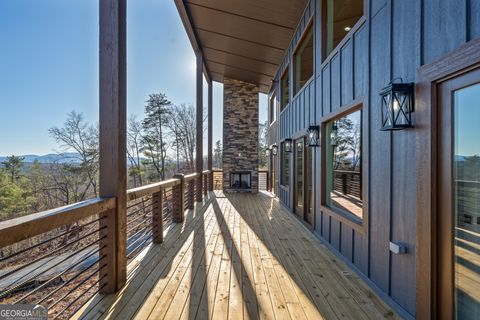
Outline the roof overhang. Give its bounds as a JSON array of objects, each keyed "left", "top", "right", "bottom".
[{"left": 174, "top": 0, "right": 308, "bottom": 93}]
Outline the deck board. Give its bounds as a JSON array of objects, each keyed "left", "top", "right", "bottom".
[{"left": 73, "top": 192, "right": 399, "bottom": 320}]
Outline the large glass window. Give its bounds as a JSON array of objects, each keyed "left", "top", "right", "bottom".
[
  {"left": 280, "top": 141, "right": 290, "bottom": 186},
  {"left": 294, "top": 26, "right": 314, "bottom": 95},
  {"left": 325, "top": 109, "right": 362, "bottom": 219},
  {"left": 324, "top": 0, "right": 363, "bottom": 59},
  {"left": 280, "top": 67, "right": 290, "bottom": 111}
]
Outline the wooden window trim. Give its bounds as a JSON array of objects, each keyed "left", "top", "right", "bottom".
[
  {"left": 415, "top": 37, "right": 480, "bottom": 320},
  {"left": 280, "top": 66, "right": 290, "bottom": 112},
  {"left": 280, "top": 141, "right": 290, "bottom": 187},
  {"left": 320, "top": 99, "right": 367, "bottom": 235}
]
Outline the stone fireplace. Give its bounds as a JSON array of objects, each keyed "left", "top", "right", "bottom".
[{"left": 223, "top": 78, "right": 259, "bottom": 192}]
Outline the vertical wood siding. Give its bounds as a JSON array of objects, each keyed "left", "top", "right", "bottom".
[{"left": 268, "top": 0, "right": 480, "bottom": 317}]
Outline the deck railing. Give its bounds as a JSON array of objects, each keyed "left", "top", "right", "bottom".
[
  {"left": 0, "top": 170, "right": 212, "bottom": 319},
  {"left": 333, "top": 170, "right": 361, "bottom": 199}
]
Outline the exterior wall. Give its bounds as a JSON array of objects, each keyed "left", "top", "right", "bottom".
[
  {"left": 269, "top": 0, "right": 480, "bottom": 317},
  {"left": 223, "top": 78, "right": 259, "bottom": 192}
]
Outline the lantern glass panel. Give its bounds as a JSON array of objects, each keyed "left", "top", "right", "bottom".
[{"left": 307, "top": 125, "right": 320, "bottom": 147}]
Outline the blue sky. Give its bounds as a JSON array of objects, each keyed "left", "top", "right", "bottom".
[{"left": 0, "top": 0, "right": 267, "bottom": 156}]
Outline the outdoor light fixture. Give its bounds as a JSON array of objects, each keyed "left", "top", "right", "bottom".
[
  {"left": 307, "top": 125, "right": 320, "bottom": 147},
  {"left": 380, "top": 80, "right": 414, "bottom": 130},
  {"left": 330, "top": 124, "right": 338, "bottom": 147},
  {"left": 271, "top": 144, "right": 278, "bottom": 155},
  {"left": 284, "top": 138, "right": 293, "bottom": 153}
]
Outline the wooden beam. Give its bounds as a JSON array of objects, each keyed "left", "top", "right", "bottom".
[
  {"left": 208, "top": 81, "right": 213, "bottom": 191},
  {"left": 99, "top": 0, "right": 127, "bottom": 294},
  {"left": 196, "top": 51, "right": 204, "bottom": 201}
]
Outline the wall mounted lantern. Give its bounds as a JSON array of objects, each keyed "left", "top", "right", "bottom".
[
  {"left": 330, "top": 124, "right": 338, "bottom": 147},
  {"left": 307, "top": 125, "right": 320, "bottom": 147},
  {"left": 380, "top": 80, "right": 414, "bottom": 131},
  {"left": 284, "top": 138, "right": 293, "bottom": 153},
  {"left": 271, "top": 144, "right": 278, "bottom": 156}
]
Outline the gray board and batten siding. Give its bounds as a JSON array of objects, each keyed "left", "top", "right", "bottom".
[{"left": 267, "top": 0, "right": 480, "bottom": 317}]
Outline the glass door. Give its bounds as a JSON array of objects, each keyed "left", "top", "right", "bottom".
[
  {"left": 305, "top": 145, "right": 313, "bottom": 225},
  {"left": 438, "top": 70, "right": 480, "bottom": 319},
  {"left": 294, "top": 139, "right": 305, "bottom": 218}
]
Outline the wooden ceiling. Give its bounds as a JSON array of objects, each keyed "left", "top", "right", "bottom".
[{"left": 175, "top": 0, "right": 308, "bottom": 93}]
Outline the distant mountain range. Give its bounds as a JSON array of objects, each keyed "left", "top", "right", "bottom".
[{"left": 0, "top": 153, "right": 83, "bottom": 164}]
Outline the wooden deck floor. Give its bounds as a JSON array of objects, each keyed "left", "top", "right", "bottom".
[{"left": 74, "top": 191, "right": 399, "bottom": 320}]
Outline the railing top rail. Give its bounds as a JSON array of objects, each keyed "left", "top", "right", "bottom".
[
  {"left": 202, "top": 170, "right": 211, "bottom": 174},
  {"left": 333, "top": 169, "right": 361, "bottom": 175},
  {"left": 184, "top": 173, "right": 200, "bottom": 181},
  {"left": 126, "top": 178, "right": 181, "bottom": 201},
  {"left": 0, "top": 197, "right": 116, "bottom": 248}
]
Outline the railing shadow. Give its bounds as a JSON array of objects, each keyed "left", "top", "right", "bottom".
[{"left": 75, "top": 196, "right": 211, "bottom": 320}]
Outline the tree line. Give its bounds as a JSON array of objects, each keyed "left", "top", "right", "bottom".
[
  {"left": 0, "top": 93, "right": 217, "bottom": 221},
  {"left": 0, "top": 92, "right": 268, "bottom": 221}
]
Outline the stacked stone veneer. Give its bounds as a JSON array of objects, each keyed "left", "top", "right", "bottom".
[{"left": 223, "top": 78, "right": 259, "bottom": 192}]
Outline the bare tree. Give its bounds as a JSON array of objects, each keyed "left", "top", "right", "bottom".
[
  {"left": 127, "top": 115, "right": 144, "bottom": 187},
  {"left": 49, "top": 111, "right": 99, "bottom": 196},
  {"left": 166, "top": 103, "right": 196, "bottom": 172}
]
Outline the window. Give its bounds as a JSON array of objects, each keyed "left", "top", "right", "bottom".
[
  {"left": 280, "top": 67, "right": 290, "bottom": 111},
  {"left": 280, "top": 141, "right": 290, "bottom": 186},
  {"left": 324, "top": 0, "right": 363, "bottom": 59},
  {"left": 325, "top": 109, "right": 362, "bottom": 219},
  {"left": 269, "top": 92, "right": 276, "bottom": 123},
  {"left": 293, "top": 25, "right": 314, "bottom": 95}
]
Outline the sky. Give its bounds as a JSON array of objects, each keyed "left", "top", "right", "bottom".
[{"left": 0, "top": 0, "right": 268, "bottom": 156}]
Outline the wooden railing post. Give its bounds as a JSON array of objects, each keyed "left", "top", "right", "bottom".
[
  {"left": 152, "top": 191, "right": 164, "bottom": 244},
  {"left": 187, "top": 179, "right": 195, "bottom": 210},
  {"left": 203, "top": 173, "right": 208, "bottom": 196},
  {"left": 99, "top": 0, "right": 127, "bottom": 294},
  {"left": 172, "top": 174, "right": 185, "bottom": 223},
  {"left": 195, "top": 52, "right": 204, "bottom": 203}
]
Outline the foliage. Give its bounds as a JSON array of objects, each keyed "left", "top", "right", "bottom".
[
  {"left": 141, "top": 93, "right": 172, "bottom": 180},
  {"left": 1, "top": 155, "right": 24, "bottom": 183},
  {"left": 214, "top": 140, "right": 222, "bottom": 169},
  {"left": 258, "top": 120, "right": 269, "bottom": 169}
]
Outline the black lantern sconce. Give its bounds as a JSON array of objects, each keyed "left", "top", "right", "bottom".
[
  {"left": 271, "top": 144, "right": 278, "bottom": 156},
  {"left": 307, "top": 125, "right": 320, "bottom": 147},
  {"left": 380, "top": 80, "right": 414, "bottom": 131},
  {"left": 284, "top": 138, "right": 293, "bottom": 153},
  {"left": 330, "top": 124, "right": 338, "bottom": 147}
]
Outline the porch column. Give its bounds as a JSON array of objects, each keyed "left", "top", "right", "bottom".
[
  {"left": 207, "top": 80, "right": 213, "bottom": 191},
  {"left": 99, "top": 0, "right": 127, "bottom": 293},
  {"left": 195, "top": 51, "right": 204, "bottom": 201}
]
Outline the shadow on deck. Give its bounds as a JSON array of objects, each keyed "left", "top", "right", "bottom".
[{"left": 73, "top": 191, "right": 398, "bottom": 320}]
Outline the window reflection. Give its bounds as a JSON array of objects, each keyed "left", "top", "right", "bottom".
[
  {"left": 326, "top": 110, "right": 362, "bottom": 219},
  {"left": 454, "top": 83, "right": 480, "bottom": 319}
]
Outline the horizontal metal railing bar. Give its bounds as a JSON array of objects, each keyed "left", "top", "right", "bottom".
[
  {"left": 0, "top": 236, "right": 105, "bottom": 299},
  {"left": 127, "top": 179, "right": 180, "bottom": 201},
  {"left": 0, "top": 215, "right": 106, "bottom": 264},
  {"left": 0, "top": 226, "right": 105, "bottom": 283},
  {"left": 37, "top": 253, "right": 106, "bottom": 305},
  {"left": 15, "top": 246, "right": 105, "bottom": 303},
  {"left": 50, "top": 266, "right": 107, "bottom": 317},
  {"left": 0, "top": 197, "right": 115, "bottom": 248}
]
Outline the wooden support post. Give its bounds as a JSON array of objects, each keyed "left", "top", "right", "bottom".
[
  {"left": 172, "top": 174, "right": 185, "bottom": 223},
  {"left": 152, "top": 192, "right": 164, "bottom": 244},
  {"left": 99, "top": 0, "right": 127, "bottom": 294},
  {"left": 195, "top": 52, "right": 204, "bottom": 202},
  {"left": 207, "top": 81, "right": 213, "bottom": 191},
  {"left": 203, "top": 173, "right": 208, "bottom": 196},
  {"left": 187, "top": 180, "right": 195, "bottom": 210}
]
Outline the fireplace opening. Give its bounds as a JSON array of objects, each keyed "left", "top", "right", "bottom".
[{"left": 230, "top": 172, "right": 251, "bottom": 189}]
